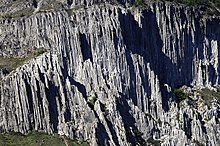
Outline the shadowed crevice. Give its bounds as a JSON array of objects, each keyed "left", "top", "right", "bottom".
[
  {"left": 116, "top": 93, "right": 137, "bottom": 145},
  {"left": 95, "top": 122, "right": 110, "bottom": 146},
  {"left": 206, "top": 18, "right": 220, "bottom": 85},
  {"left": 118, "top": 6, "right": 199, "bottom": 111},
  {"left": 32, "top": 0, "right": 38, "bottom": 8},
  {"left": 45, "top": 80, "right": 59, "bottom": 132},
  {"left": 79, "top": 33, "right": 93, "bottom": 63},
  {"left": 68, "top": 77, "right": 87, "bottom": 100},
  {"left": 24, "top": 78, "right": 34, "bottom": 130},
  {"left": 67, "top": 0, "right": 73, "bottom": 6},
  {"left": 183, "top": 113, "right": 192, "bottom": 139}
]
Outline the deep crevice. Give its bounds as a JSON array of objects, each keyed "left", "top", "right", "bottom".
[
  {"left": 79, "top": 33, "right": 93, "bottom": 62},
  {"left": 67, "top": 0, "right": 73, "bottom": 6},
  {"left": 32, "top": 0, "right": 38, "bottom": 8}
]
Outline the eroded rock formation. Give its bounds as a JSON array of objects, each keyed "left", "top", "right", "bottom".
[{"left": 0, "top": 0, "right": 219, "bottom": 145}]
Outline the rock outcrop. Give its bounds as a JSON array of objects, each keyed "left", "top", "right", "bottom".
[{"left": 0, "top": 0, "right": 219, "bottom": 145}]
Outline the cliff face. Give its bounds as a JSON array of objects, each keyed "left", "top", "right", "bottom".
[{"left": 0, "top": 0, "right": 219, "bottom": 146}]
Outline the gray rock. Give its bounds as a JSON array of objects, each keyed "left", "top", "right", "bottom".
[{"left": 0, "top": 1, "right": 219, "bottom": 146}]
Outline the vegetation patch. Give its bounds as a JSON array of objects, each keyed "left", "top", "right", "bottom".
[
  {"left": 173, "top": 88, "right": 188, "bottom": 103},
  {"left": 0, "top": 131, "right": 89, "bottom": 146},
  {"left": 2, "top": 8, "right": 34, "bottom": 19},
  {"left": 167, "top": 0, "right": 207, "bottom": 6},
  {"left": 155, "top": 0, "right": 220, "bottom": 8},
  {"left": 37, "top": 2, "right": 63, "bottom": 13},
  {"left": 134, "top": 0, "right": 144, "bottom": 6},
  {"left": 0, "top": 47, "right": 47, "bottom": 73},
  {"left": 38, "top": 4, "right": 54, "bottom": 12},
  {"left": 87, "top": 95, "right": 97, "bottom": 110},
  {"left": 133, "top": 0, "right": 220, "bottom": 16},
  {"left": 65, "top": 8, "right": 73, "bottom": 16},
  {"left": 199, "top": 88, "right": 220, "bottom": 105},
  {"left": 33, "top": 47, "right": 48, "bottom": 56},
  {"left": 175, "top": 0, "right": 220, "bottom": 16},
  {"left": 192, "top": 139, "right": 204, "bottom": 146},
  {"left": 0, "top": 57, "right": 26, "bottom": 73}
]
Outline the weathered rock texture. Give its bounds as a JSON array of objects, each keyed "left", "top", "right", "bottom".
[{"left": 0, "top": 0, "right": 219, "bottom": 146}]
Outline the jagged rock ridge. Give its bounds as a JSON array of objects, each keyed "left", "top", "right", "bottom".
[{"left": 0, "top": 0, "right": 219, "bottom": 146}]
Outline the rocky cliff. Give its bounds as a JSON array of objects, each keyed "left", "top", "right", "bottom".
[{"left": 0, "top": 0, "right": 219, "bottom": 146}]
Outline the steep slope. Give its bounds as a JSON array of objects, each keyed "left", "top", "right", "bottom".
[{"left": 0, "top": 0, "right": 219, "bottom": 146}]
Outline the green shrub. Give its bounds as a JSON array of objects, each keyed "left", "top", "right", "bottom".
[
  {"left": 199, "top": 88, "right": 220, "bottom": 105},
  {"left": 33, "top": 48, "right": 47, "bottom": 56},
  {"left": 87, "top": 96, "right": 97, "bottom": 110},
  {"left": 173, "top": 88, "right": 188, "bottom": 103},
  {"left": 134, "top": 0, "right": 143, "bottom": 6}
]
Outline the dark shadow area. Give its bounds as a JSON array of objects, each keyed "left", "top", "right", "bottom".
[
  {"left": 67, "top": 0, "right": 73, "bottom": 6},
  {"left": 197, "top": 114, "right": 207, "bottom": 134},
  {"left": 64, "top": 108, "right": 71, "bottom": 123},
  {"left": 116, "top": 93, "right": 138, "bottom": 145},
  {"left": 160, "top": 84, "right": 170, "bottom": 112},
  {"left": 45, "top": 80, "right": 59, "bottom": 132},
  {"left": 183, "top": 113, "right": 192, "bottom": 139},
  {"left": 32, "top": 0, "right": 38, "bottom": 8},
  {"left": 38, "top": 67, "right": 45, "bottom": 83},
  {"left": 205, "top": 18, "right": 220, "bottom": 85},
  {"left": 59, "top": 56, "right": 72, "bottom": 123},
  {"left": 68, "top": 77, "right": 87, "bottom": 100},
  {"left": 104, "top": 118, "right": 120, "bottom": 146},
  {"left": 118, "top": 8, "right": 178, "bottom": 110},
  {"left": 95, "top": 122, "right": 110, "bottom": 146},
  {"left": 150, "top": 126, "right": 160, "bottom": 138},
  {"left": 118, "top": 5, "right": 204, "bottom": 110},
  {"left": 36, "top": 80, "right": 54, "bottom": 131},
  {"left": 79, "top": 33, "right": 93, "bottom": 62},
  {"left": 117, "top": 0, "right": 135, "bottom": 6},
  {"left": 1, "top": 68, "right": 9, "bottom": 76},
  {"left": 24, "top": 78, "right": 34, "bottom": 130}
]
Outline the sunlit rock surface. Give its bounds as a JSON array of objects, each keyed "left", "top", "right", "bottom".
[{"left": 0, "top": 0, "right": 219, "bottom": 145}]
